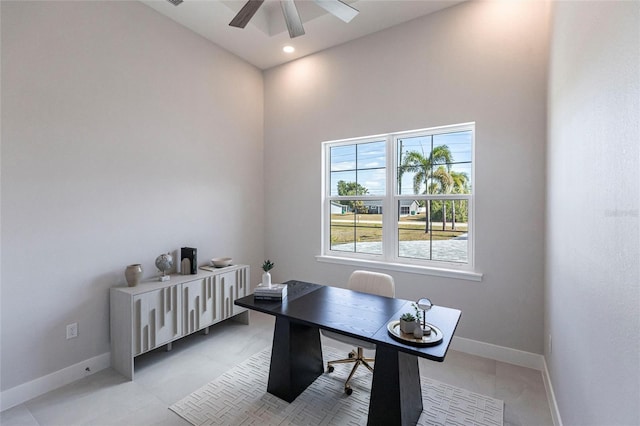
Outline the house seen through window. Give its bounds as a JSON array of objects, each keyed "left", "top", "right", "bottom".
[{"left": 323, "top": 123, "right": 474, "bottom": 268}]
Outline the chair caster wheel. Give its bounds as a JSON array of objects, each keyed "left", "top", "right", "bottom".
[
  {"left": 327, "top": 365, "right": 334, "bottom": 373},
  {"left": 348, "top": 351, "right": 356, "bottom": 359},
  {"left": 344, "top": 386, "right": 353, "bottom": 395}
]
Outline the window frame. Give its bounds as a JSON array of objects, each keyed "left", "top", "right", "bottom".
[{"left": 320, "top": 123, "right": 481, "bottom": 281}]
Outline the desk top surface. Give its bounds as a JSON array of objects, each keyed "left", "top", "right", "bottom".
[{"left": 235, "top": 280, "right": 461, "bottom": 362}]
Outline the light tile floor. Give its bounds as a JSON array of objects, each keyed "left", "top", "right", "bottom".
[{"left": 1, "top": 312, "right": 553, "bottom": 426}]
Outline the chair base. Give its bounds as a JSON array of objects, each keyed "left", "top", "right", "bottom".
[{"left": 326, "top": 347, "right": 374, "bottom": 395}]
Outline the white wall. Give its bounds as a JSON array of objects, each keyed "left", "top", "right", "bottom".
[
  {"left": 1, "top": 1, "right": 264, "bottom": 391},
  {"left": 264, "top": 0, "right": 550, "bottom": 353},
  {"left": 546, "top": 1, "right": 639, "bottom": 424}
]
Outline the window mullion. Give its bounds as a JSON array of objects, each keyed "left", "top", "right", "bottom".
[{"left": 383, "top": 135, "right": 396, "bottom": 262}]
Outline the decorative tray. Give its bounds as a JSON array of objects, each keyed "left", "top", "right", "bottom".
[
  {"left": 387, "top": 320, "right": 444, "bottom": 347},
  {"left": 199, "top": 265, "right": 233, "bottom": 272}
]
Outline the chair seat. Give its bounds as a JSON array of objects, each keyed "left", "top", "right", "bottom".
[{"left": 321, "top": 330, "right": 376, "bottom": 350}]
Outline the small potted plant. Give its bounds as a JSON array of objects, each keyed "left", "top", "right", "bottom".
[
  {"left": 399, "top": 312, "right": 416, "bottom": 334},
  {"left": 261, "top": 259, "right": 274, "bottom": 287}
]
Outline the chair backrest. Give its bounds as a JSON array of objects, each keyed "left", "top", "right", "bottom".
[{"left": 347, "top": 270, "right": 395, "bottom": 298}]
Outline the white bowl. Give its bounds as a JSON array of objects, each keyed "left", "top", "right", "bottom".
[{"left": 211, "top": 257, "right": 232, "bottom": 268}]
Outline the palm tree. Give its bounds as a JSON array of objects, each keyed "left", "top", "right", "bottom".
[
  {"left": 431, "top": 166, "right": 453, "bottom": 230},
  {"left": 449, "top": 170, "right": 469, "bottom": 230},
  {"left": 400, "top": 145, "right": 453, "bottom": 232}
]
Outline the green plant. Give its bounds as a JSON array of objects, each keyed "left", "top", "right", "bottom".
[
  {"left": 262, "top": 259, "right": 275, "bottom": 272},
  {"left": 400, "top": 312, "right": 416, "bottom": 322},
  {"left": 412, "top": 303, "right": 422, "bottom": 322}
]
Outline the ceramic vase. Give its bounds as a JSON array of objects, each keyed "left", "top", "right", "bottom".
[
  {"left": 125, "top": 264, "right": 143, "bottom": 287},
  {"left": 262, "top": 271, "right": 272, "bottom": 287},
  {"left": 413, "top": 321, "right": 424, "bottom": 338}
]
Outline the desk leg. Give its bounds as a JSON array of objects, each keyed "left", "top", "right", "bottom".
[
  {"left": 267, "top": 317, "right": 323, "bottom": 402},
  {"left": 368, "top": 346, "right": 423, "bottom": 426}
]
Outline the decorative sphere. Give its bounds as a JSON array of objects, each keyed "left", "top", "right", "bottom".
[{"left": 155, "top": 253, "right": 173, "bottom": 274}]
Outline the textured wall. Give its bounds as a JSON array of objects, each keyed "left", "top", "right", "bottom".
[
  {"left": 263, "top": 1, "right": 550, "bottom": 353},
  {"left": 546, "top": 1, "right": 640, "bottom": 424},
  {"left": 1, "top": 1, "right": 264, "bottom": 391}
]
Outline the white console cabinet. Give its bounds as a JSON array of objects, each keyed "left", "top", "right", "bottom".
[{"left": 110, "top": 265, "right": 249, "bottom": 379}]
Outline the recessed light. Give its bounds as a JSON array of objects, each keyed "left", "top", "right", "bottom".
[{"left": 282, "top": 45, "right": 295, "bottom": 54}]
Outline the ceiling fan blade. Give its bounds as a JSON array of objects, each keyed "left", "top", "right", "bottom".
[
  {"left": 166, "top": 0, "right": 183, "bottom": 5},
  {"left": 229, "top": 0, "right": 265, "bottom": 29},
  {"left": 280, "top": 0, "right": 305, "bottom": 38},
  {"left": 312, "top": 0, "right": 358, "bottom": 23}
]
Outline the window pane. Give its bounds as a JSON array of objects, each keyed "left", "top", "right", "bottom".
[
  {"left": 330, "top": 145, "right": 356, "bottom": 172},
  {"left": 434, "top": 131, "right": 473, "bottom": 194},
  {"left": 330, "top": 141, "right": 386, "bottom": 197},
  {"left": 397, "top": 199, "right": 468, "bottom": 263},
  {"left": 397, "top": 135, "right": 431, "bottom": 195},
  {"left": 397, "top": 131, "right": 472, "bottom": 196},
  {"left": 357, "top": 141, "right": 386, "bottom": 169},
  {"left": 330, "top": 171, "right": 356, "bottom": 196},
  {"left": 357, "top": 168, "right": 385, "bottom": 195},
  {"left": 330, "top": 201, "right": 383, "bottom": 255},
  {"left": 398, "top": 201, "right": 431, "bottom": 260}
]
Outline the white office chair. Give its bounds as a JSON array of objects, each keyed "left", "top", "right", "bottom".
[{"left": 321, "top": 270, "right": 395, "bottom": 395}]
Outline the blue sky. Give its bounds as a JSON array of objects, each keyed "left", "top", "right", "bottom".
[{"left": 329, "top": 131, "right": 472, "bottom": 196}]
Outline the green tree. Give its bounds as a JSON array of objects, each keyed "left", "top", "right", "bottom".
[
  {"left": 399, "top": 145, "right": 453, "bottom": 232},
  {"left": 431, "top": 166, "right": 454, "bottom": 230},
  {"left": 449, "top": 170, "right": 469, "bottom": 230},
  {"left": 337, "top": 180, "right": 369, "bottom": 214},
  {"left": 427, "top": 168, "right": 470, "bottom": 230}
]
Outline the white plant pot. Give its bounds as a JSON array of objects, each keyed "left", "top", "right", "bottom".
[
  {"left": 399, "top": 318, "right": 415, "bottom": 334},
  {"left": 262, "top": 271, "right": 272, "bottom": 287}
]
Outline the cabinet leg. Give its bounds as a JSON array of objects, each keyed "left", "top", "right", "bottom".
[
  {"left": 166, "top": 342, "right": 172, "bottom": 352},
  {"left": 204, "top": 326, "right": 210, "bottom": 335}
]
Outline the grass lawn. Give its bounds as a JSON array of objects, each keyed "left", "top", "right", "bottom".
[{"left": 330, "top": 213, "right": 468, "bottom": 244}]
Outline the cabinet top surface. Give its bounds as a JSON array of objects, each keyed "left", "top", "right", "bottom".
[{"left": 112, "top": 264, "right": 248, "bottom": 295}]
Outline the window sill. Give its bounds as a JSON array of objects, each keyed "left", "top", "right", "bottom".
[{"left": 315, "top": 255, "right": 483, "bottom": 282}]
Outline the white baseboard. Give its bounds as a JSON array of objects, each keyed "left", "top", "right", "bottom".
[
  {"left": 451, "top": 336, "right": 545, "bottom": 370},
  {"left": 542, "top": 357, "right": 563, "bottom": 426},
  {"left": 0, "top": 352, "right": 110, "bottom": 412},
  {"left": 451, "top": 336, "right": 562, "bottom": 426}
]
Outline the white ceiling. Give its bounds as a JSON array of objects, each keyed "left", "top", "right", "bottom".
[{"left": 140, "top": 0, "right": 462, "bottom": 70}]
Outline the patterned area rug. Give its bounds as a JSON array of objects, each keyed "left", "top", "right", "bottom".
[{"left": 170, "top": 347, "right": 503, "bottom": 426}]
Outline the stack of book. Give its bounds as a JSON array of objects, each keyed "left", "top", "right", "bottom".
[{"left": 254, "top": 283, "right": 287, "bottom": 301}]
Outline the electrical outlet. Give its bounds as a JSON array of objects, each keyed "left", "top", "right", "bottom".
[{"left": 66, "top": 323, "right": 78, "bottom": 339}]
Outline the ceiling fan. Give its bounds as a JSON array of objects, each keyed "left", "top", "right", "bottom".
[{"left": 167, "top": 0, "right": 359, "bottom": 39}]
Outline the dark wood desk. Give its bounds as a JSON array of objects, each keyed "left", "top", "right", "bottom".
[{"left": 235, "top": 280, "right": 462, "bottom": 426}]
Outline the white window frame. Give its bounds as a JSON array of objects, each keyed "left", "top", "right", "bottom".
[{"left": 318, "top": 123, "right": 482, "bottom": 282}]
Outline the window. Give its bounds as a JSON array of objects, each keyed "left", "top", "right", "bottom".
[{"left": 322, "top": 123, "right": 474, "bottom": 271}]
